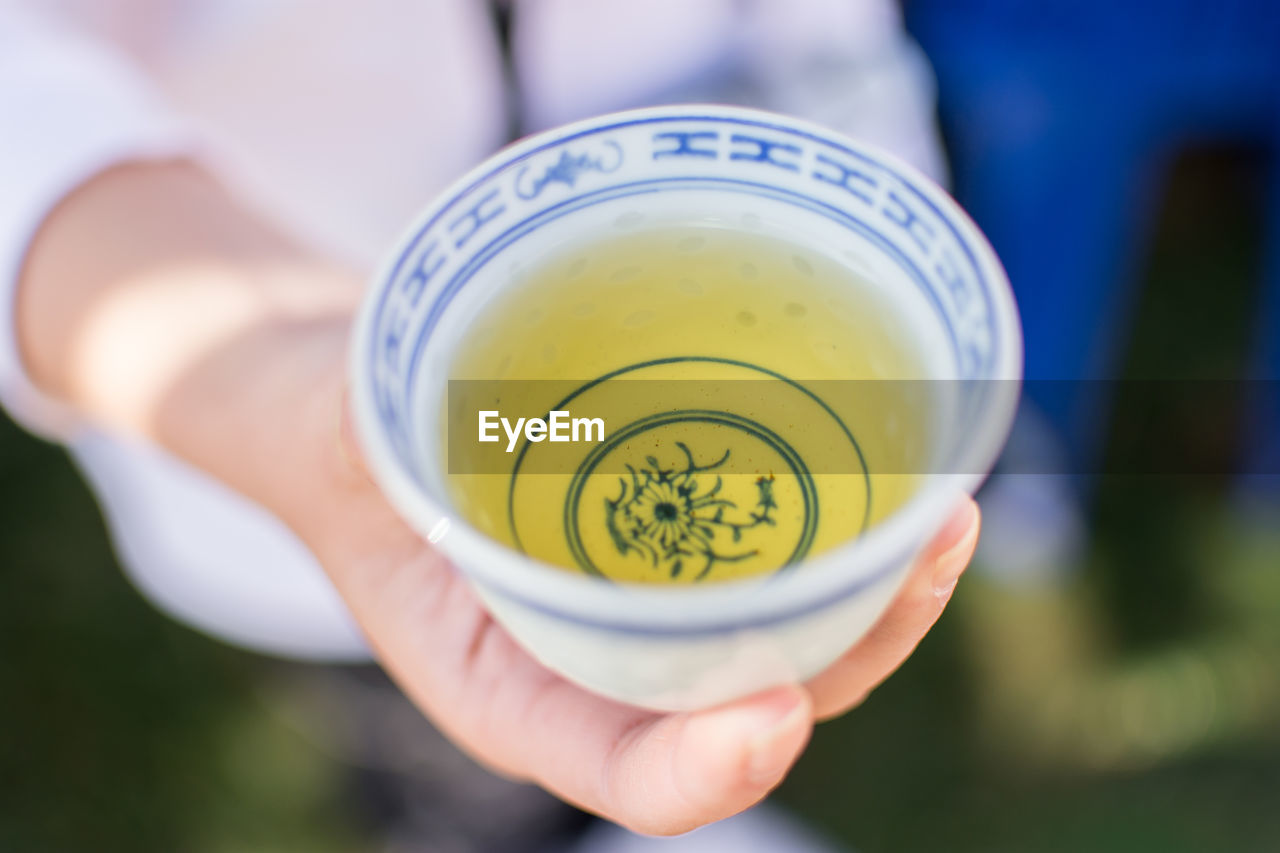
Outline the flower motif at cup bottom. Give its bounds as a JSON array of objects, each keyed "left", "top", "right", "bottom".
[{"left": 604, "top": 442, "right": 778, "bottom": 581}]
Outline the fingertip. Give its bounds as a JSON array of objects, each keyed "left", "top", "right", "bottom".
[
  {"left": 936, "top": 495, "right": 980, "bottom": 554},
  {"left": 677, "top": 684, "right": 812, "bottom": 800},
  {"left": 744, "top": 686, "right": 812, "bottom": 785},
  {"left": 607, "top": 686, "right": 813, "bottom": 836},
  {"left": 931, "top": 498, "right": 980, "bottom": 596},
  {"left": 916, "top": 496, "right": 978, "bottom": 577}
]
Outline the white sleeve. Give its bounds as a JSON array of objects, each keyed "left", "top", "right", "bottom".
[
  {"left": 516, "top": 0, "right": 946, "bottom": 185},
  {"left": 0, "top": 7, "right": 370, "bottom": 663},
  {"left": 735, "top": 0, "right": 949, "bottom": 186},
  {"left": 0, "top": 7, "right": 194, "bottom": 440}
]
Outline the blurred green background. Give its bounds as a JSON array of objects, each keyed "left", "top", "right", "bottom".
[{"left": 2, "top": 148, "right": 1278, "bottom": 852}]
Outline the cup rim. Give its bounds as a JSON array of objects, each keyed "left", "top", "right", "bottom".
[{"left": 349, "top": 103, "right": 1022, "bottom": 634}]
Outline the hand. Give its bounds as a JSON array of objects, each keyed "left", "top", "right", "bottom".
[
  {"left": 18, "top": 162, "right": 981, "bottom": 836},
  {"left": 315, "top": 428, "right": 979, "bottom": 834}
]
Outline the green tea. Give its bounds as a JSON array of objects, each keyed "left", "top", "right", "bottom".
[{"left": 444, "top": 223, "right": 932, "bottom": 584}]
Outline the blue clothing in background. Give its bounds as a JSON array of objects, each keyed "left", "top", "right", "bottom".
[{"left": 906, "top": 0, "right": 1280, "bottom": 484}]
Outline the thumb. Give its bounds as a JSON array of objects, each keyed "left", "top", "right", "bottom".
[{"left": 589, "top": 685, "right": 813, "bottom": 835}]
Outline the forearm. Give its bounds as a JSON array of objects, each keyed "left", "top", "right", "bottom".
[{"left": 16, "top": 161, "right": 362, "bottom": 525}]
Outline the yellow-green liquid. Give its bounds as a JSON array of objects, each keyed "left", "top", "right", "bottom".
[{"left": 445, "top": 224, "right": 932, "bottom": 584}]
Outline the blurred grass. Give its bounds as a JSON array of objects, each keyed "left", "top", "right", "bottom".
[
  {"left": 1, "top": 147, "right": 1278, "bottom": 851},
  {"left": 774, "top": 146, "right": 1280, "bottom": 850},
  {"left": 0, "top": 418, "right": 364, "bottom": 852}
]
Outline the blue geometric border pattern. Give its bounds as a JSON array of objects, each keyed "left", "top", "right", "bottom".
[{"left": 367, "top": 115, "right": 999, "bottom": 474}]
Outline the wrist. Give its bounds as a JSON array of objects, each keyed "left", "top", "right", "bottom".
[
  {"left": 16, "top": 160, "right": 366, "bottom": 521},
  {"left": 155, "top": 311, "right": 368, "bottom": 531}
]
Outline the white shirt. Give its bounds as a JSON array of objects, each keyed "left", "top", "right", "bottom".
[{"left": 0, "top": 0, "right": 943, "bottom": 660}]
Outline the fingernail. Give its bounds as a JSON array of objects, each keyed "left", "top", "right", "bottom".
[
  {"left": 932, "top": 544, "right": 969, "bottom": 600},
  {"left": 933, "top": 575, "right": 960, "bottom": 602},
  {"left": 745, "top": 689, "right": 808, "bottom": 785},
  {"left": 932, "top": 502, "right": 979, "bottom": 600}
]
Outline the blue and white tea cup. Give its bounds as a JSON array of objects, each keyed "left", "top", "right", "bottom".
[{"left": 349, "top": 104, "right": 1021, "bottom": 711}]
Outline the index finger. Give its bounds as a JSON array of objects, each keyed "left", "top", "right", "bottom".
[{"left": 804, "top": 496, "right": 981, "bottom": 720}]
